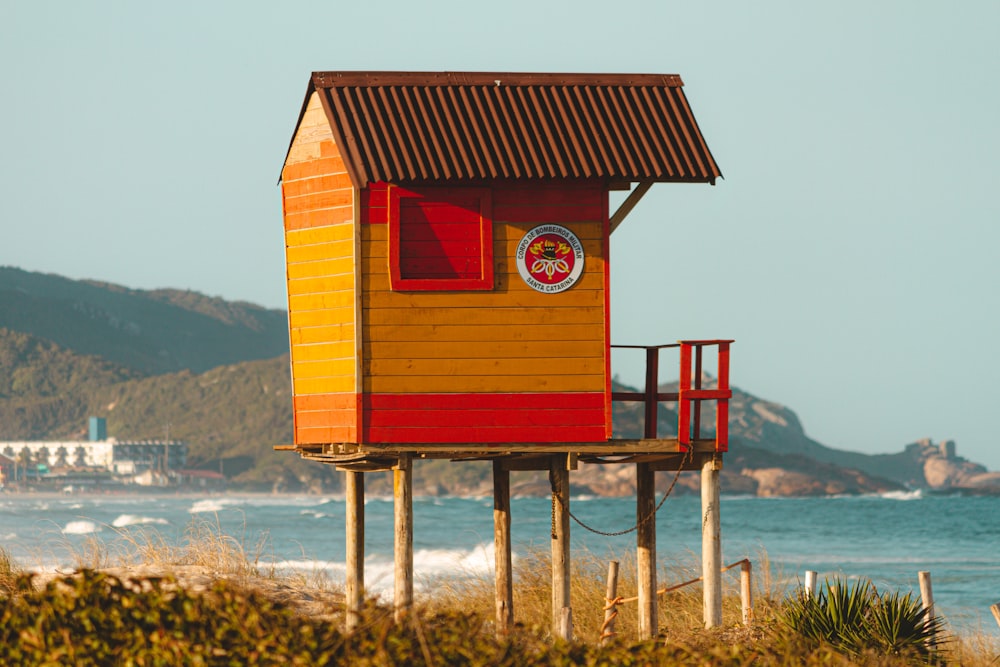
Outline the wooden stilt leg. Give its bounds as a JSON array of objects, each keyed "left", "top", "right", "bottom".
[
  {"left": 493, "top": 461, "right": 513, "bottom": 638},
  {"left": 636, "top": 462, "right": 657, "bottom": 640},
  {"left": 550, "top": 456, "right": 571, "bottom": 640},
  {"left": 701, "top": 455, "right": 722, "bottom": 628},
  {"left": 394, "top": 454, "right": 413, "bottom": 623},
  {"left": 345, "top": 470, "right": 365, "bottom": 631}
]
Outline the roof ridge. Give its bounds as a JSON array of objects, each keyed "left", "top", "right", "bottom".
[{"left": 311, "top": 71, "right": 684, "bottom": 88}]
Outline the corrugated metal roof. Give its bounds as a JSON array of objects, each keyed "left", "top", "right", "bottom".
[{"left": 297, "top": 71, "right": 721, "bottom": 187}]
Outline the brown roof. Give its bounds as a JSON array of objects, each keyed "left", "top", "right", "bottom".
[{"left": 295, "top": 71, "right": 721, "bottom": 187}]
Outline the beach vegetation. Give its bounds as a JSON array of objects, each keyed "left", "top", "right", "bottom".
[
  {"left": 3, "top": 524, "right": 996, "bottom": 665},
  {"left": 777, "top": 577, "right": 947, "bottom": 662}
]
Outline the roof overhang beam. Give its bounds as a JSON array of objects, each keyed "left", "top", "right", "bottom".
[{"left": 609, "top": 181, "right": 653, "bottom": 235}]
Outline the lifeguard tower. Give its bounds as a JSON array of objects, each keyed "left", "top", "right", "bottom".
[{"left": 277, "top": 71, "right": 731, "bottom": 639}]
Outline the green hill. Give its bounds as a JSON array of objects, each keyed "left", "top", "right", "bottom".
[
  {"left": 0, "top": 267, "right": 288, "bottom": 374},
  {"left": 0, "top": 332, "right": 331, "bottom": 491},
  {"left": 1, "top": 267, "right": 991, "bottom": 496}
]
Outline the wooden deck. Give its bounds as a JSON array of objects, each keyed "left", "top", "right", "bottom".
[{"left": 275, "top": 438, "right": 719, "bottom": 471}]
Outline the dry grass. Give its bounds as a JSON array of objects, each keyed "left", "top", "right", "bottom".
[
  {"left": 8, "top": 523, "right": 1000, "bottom": 664},
  {"left": 422, "top": 546, "right": 1000, "bottom": 665},
  {"left": 426, "top": 546, "right": 783, "bottom": 645},
  {"left": 0, "top": 547, "right": 22, "bottom": 596},
  {"left": 944, "top": 631, "right": 1000, "bottom": 667},
  {"left": 18, "top": 515, "right": 345, "bottom": 619},
  {"left": 60, "top": 514, "right": 271, "bottom": 580}
]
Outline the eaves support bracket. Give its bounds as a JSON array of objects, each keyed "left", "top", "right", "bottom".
[{"left": 609, "top": 181, "right": 653, "bottom": 235}]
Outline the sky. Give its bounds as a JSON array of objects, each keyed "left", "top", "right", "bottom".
[{"left": 2, "top": 1, "right": 999, "bottom": 468}]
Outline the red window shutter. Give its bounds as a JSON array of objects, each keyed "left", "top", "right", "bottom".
[{"left": 389, "top": 187, "right": 493, "bottom": 291}]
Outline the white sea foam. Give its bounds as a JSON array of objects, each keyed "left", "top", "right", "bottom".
[
  {"left": 300, "top": 509, "right": 333, "bottom": 519},
  {"left": 112, "top": 514, "right": 169, "bottom": 528},
  {"left": 415, "top": 544, "right": 495, "bottom": 576},
  {"left": 242, "top": 496, "right": 337, "bottom": 508},
  {"left": 879, "top": 489, "right": 923, "bottom": 501},
  {"left": 274, "top": 544, "right": 498, "bottom": 595},
  {"left": 62, "top": 520, "right": 100, "bottom": 535},
  {"left": 189, "top": 498, "right": 241, "bottom": 514},
  {"left": 271, "top": 559, "right": 346, "bottom": 577}
]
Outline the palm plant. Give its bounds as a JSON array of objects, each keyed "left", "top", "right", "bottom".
[
  {"left": 777, "top": 577, "right": 946, "bottom": 662},
  {"left": 868, "top": 589, "right": 946, "bottom": 658}
]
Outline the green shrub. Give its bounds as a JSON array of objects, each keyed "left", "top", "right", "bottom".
[
  {"left": 0, "top": 569, "right": 963, "bottom": 666},
  {"left": 0, "top": 570, "right": 345, "bottom": 665},
  {"left": 777, "top": 577, "right": 946, "bottom": 662}
]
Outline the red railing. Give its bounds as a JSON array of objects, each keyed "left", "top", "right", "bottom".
[{"left": 611, "top": 340, "right": 733, "bottom": 452}]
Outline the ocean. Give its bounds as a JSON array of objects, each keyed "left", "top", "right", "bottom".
[{"left": 2, "top": 491, "right": 998, "bottom": 636}]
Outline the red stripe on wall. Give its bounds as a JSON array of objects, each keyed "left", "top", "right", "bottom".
[
  {"left": 294, "top": 392, "right": 358, "bottom": 444},
  {"left": 492, "top": 204, "right": 603, "bottom": 224},
  {"left": 364, "top": 425, "right": 607, "bottom": 444},
  {"left": 492, "top": 184, "right": 604, "bottom": 207},
  {"left": 296, "top": 426, "right": 357, "bottom": 443},
  {"left": 295, "top": 393, "right": 357, "bottom": 411},
  {"left": 361, "top": 391, "right": 609, "bottom": 444},
  {"left": 366, "top": 408, "right": 603, "bottom": 429},
  {"left": 295, "top": 409, "right": 358, "bottom": 428},
  {"left": 362, "top": 184, "right": 389, "bottom": 224}
]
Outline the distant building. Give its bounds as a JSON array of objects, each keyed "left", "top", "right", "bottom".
[
  {"left": 178, "top": 469, "right": 226, "bottom": 490},
  {"left": 0, "top": 417, "right": 187, "bottom": 478},
  {"left": 0, "top": 453, "right": 13, "bottom": 486}
]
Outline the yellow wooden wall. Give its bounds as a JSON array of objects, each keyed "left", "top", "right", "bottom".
[
  {"left": 281, "top": 90, "right": 359, "bottom": 444},
  {"left": 361, "top": 184, "right": 607, "bottom": 396}
]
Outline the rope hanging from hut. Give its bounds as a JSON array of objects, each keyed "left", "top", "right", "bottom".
[{"left": 550, "top": 446, "right": 694, "bottom": 538}]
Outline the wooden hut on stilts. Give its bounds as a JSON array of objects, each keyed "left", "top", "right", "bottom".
[{"left": 275, "top": 71, "right": 730, "bottom": 640}]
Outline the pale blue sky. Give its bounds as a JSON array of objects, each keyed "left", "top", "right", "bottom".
[{"left": 2, "top": 1, "right": 998, "bottom": 467}]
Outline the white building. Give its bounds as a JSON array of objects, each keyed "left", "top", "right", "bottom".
[{"left": 0, "top": 418, "right": 187, "bottom": 476}]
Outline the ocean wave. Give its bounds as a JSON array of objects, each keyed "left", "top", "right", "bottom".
[
  {"left": 415, "top": 544, "right": 495, "bottom": 576},
  {"left": 286, "top": 544, "right": 499, "bottom": 595},
  {"left": 189, "top": 498, "right": 242, "bottom": 514},
  {"left": 271, "top": 559, "right": 346, "bottom": 576},
  {"left": 112, "top": 514, "right": 170, "bottom": 528},
  {"left": 239, "top": 495, "right": 340, "bottom": 509},
  {"left": 879, "top": 489, "right": 923, "bottom": 501},
  {"left": 62, "top": 520, "right": 100, "bottom": 535},
  {"left": 300, "top": 509, "right": 333, "bottom": 519}
]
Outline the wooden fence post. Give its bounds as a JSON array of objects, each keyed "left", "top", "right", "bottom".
[
  {"left": 600, "top": 561, "right": 620, "bottom": 646},
  {"left": 990, "top": 603, "right": 1000, "bottom": 630},
  {"left": 560, "top": 607, "right": 573, "bottom": 642},
  {"left": 918, "top": 571, "right": 935, "bottom": 633},
  {"left": 701, "top": 455, "right": 722, "bottom": 628},
  {"left": 345, "top": 470, "right": 365, "bottom": 631},
  {"left": 550, "top": 456, "right": 571, "bottom": 640},
  {"left": 804, "top": 570, "right": 818, "bottom": 598},
  {"left": 740, "top": 560, "right": 753, "bottom": 625},
  {"left": 393, "top": 454, "right": 413, "bottom": 623},
  {"left": 636, "top": 462, "right": 657, "bottom": 639},
  {"left": 493, "top": 461, "right": 513, "bottom": 638}
]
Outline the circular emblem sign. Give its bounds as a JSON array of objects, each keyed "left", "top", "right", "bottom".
[{"left": 515, "top": 224, "right": 585, "bottom": 293}]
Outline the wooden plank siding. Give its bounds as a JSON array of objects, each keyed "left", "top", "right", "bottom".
[
  {"left": 360, "top": 182, "right": 611, "bottom": 443},
  {"left": 282, "top": 91, "right": 359, "bottom": 445}
]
